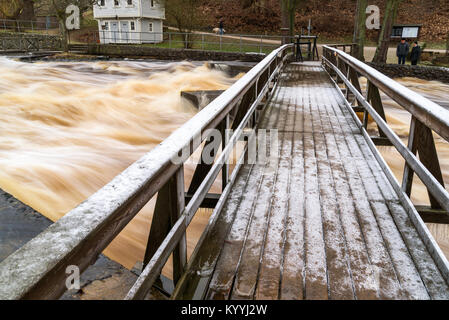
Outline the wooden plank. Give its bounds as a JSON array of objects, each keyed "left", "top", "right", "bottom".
[
  {"left": 302, "top": 80, "right": 328, "bottom": 300},
  {"left": 326, "top": 66, "right": 449, "bottom": 289},
  {"left": 256, "top": 97, "right": 295, "bottom": 300},
  {"left": 317, "top": 93, "right": 379, "bottom": 300},
  {"left": 387, "top": 202, "right": 449, "bottom": 299},
  {"left": 327, "top": 86, "right": 399, "bottom": 204},
  {"left": 206, "top": 139, "right": 274, "bottom": 299},
  {"left": 279, "top": 87, "right": 305, "bottom": 300},
  {"left": 370, "top": 201, "right": 429, "bottom": 299},
  {"left": 230, "top": 88, "right": 286, "bottom": 300},
  {"left": 324, "top": 86, "right": 405, "bottom": 300},
  {"left": 172, "top": 164, "right": 253, "bottom": 300},
  {"left": 326, "top": 81, "right": 439, "bottom": 299},
  {"left": 311, "top": 76, "right": 355, "bottom": 299}
]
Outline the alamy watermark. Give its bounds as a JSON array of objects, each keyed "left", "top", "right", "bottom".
[
  {"left": 366, "top": 5, "right": 380, "bottom": 30},
  {"left": 65, "top": 4, "right": 80, "bottom": 30},
  {"left": 170, "top": 129, "right": 279, "bottom": 166},
  {"left": 65, "top": 265, "right": 80, "bottom": 290}
]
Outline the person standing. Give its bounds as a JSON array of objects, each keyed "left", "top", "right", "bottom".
[
  {"left": 219, "top": 20, "right": 224, "bottom": 35},
  {"left": 410, "top": 41, "right": 421, "bottom": 66},
  {"left": 397, "top": 38, "right": 410, "bottom": 65}
]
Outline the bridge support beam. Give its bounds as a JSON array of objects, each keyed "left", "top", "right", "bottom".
[
  {"left": 402, "top": 116, "right": 446, "bottom": 210},
  {"left": 417, "top": 206, "right": 449, "bottom": 224},
  {"left": 143, "top": 166, "right": 187, "bottom": 286}
]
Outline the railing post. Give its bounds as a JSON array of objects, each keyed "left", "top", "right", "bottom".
[
  {"left": 239, "top": 35, "right": 242, "bottom": 53},
  {"left": 366, "top": 81, "right": 388, "bottom": 137},
  {"left": 402, "top": 117, "right": 445, "bottom": 209},
  {"left": 220, "top": 115, "right": 230, "bottom": 190},
  {"left": 143, "top": 166, "right": 186, "bottom": 285}
]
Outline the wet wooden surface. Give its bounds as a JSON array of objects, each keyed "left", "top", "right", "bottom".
[{"left": 176, "top": 62, "right": 449, "bottom": 300}]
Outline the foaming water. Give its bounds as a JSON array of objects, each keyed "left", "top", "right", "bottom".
[{"left": 0, "top": 57, "right": 237, "bottom": 270}]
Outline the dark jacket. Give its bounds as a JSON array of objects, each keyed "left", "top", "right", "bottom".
[
  {"left": 410, "top": 46, "right": 421, "bottom": 62},
  {"left": 397, "top": 42, "right": 410, "bottom": 57}
]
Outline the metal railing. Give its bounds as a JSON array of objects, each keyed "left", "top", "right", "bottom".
[
  {"left": 0, "top": 43, "right": 294, "bottom": 300},
  {"left": 0, "top": 19, "right": 60, "bottom": 34},
  {"left": 322, "top": 45, "right": 449, "bottom": 220},
  {"left": 72, "top": 30, "right": 295, "bottom": 54}
]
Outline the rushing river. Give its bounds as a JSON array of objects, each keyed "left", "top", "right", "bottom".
[
  {"left": 0, "top": 58, "right": 238, "bottom": 273},
  {"left": 0, "top": 58, "right": 448, "bottom": 274}
]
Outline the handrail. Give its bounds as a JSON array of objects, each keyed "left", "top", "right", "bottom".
[
  {"left": 322, "top": 45, "right": 449, "bottom": 214},
  {"left": 323, "top": 45, "right": 449, "bottom": 142},
  {"left": 0, "top": 44, "right": 294, "bottom": 300}
]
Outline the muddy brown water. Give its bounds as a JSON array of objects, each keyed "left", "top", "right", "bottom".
[{"left": 0, "top": 58, "right": 447, "bottom": 279}]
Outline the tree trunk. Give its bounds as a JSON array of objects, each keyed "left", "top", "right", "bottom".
[
  {"left": 373, "top": 0, "right": 401, "bottom": 63},
  {"left": 288, "top": 1, "right": 295, "bottom": 37},
  {"left": 353, "top": 0, "right": 367, "bottom": 61},
  {"left": 19, "top": 0, "right": 35, "bottom": 21},
  {"left": 281, "top": 0, "right": 290, "bottom": 44},
  {"left": 281, "top": 0, "right": 298, "bottom": 43},
  {"left": 58, "top": 18, "right": 68, "bottom": 52}
]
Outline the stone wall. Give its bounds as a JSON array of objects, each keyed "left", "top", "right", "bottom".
[
  {"left": 0, "top": 32, "right": 62, "bottom": 52},
  {"left": 367, "top": 63, "right": 449, "bottom": 84},
  {"left": 86, "top": 44, "right": 266, "bottom": 62}
]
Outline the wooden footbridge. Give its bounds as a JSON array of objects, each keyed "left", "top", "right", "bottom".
[{"left": 1, "top": 44, "right": 449, "bottom": 300}]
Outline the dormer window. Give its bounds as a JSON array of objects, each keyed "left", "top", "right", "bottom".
[{"left": 114, "top": 0, "right": 119, "bottom": 6}]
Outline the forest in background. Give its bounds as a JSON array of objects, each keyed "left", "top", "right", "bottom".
[
  {"left": 1, "top": 0, "right": 448, "bottom": 42},
  {"left": 196, "top": 0, "right": 448, "bottom": 42}
]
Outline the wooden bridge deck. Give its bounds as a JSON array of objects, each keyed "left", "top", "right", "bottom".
[{"left": 175, "top": 62, "right": 449, "bottom": 300}]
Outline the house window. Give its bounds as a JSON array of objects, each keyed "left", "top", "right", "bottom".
[
  {"left": 114, "top": 0, "right": 119, "bottom": 6},
  {"left": 148, "top": 23, "right": 153, "bottom": 32},
  {"left": 150, "top": 0, "right": 154, "bottom": 7},
  {"left": 100, "top": 0, "right": 105, "bottom": 6},
  {"left": 127, "top": 0, "right": 132, "bottom": 5},
  {"left": 130, "top": 21, "right": 135, "bottom": 31},
  {"left": 102, "top": 22, "right": 109, "bottom": 30}
]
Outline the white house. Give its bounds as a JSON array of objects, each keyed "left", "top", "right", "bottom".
[{"left": 93, "top": 0, "right": 165, "bottom": 44}]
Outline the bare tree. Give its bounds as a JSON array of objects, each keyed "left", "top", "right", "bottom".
[
  {"left": 161, "top": 0, "right": 204, "bottom": 48},
  {"left": 48, "top": 0, "right": 97, "bottom": 51},
  {"left": 373, "top": 0, "right": 401, "bottom": 63},
  {"left": 281, "top": 0, "right": 302, "bottom": 43},
  {"left": 352, "top": 0, "right": 367, "bottom": 61},
  {"left": 0, "top": 0, "right": 24, "bottom": 30}
]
